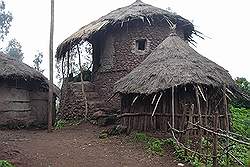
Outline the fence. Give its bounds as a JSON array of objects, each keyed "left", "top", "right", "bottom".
[{"left": 168, "top": 111, "right": 250, "bottom": 166}]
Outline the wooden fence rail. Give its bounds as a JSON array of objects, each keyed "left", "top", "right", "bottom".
[{"left": 168, "top": 111, "right": 250, "bottom": 167}]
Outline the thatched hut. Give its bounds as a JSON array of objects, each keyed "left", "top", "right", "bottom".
[
  {"left": 56, "top": 0, "right": 198, "bottom": 118},
  {"left": 0, "top": 53, "right": 57, "bottom": 127},
  {"left": 114, "top": 32, "right": 239, "bottom": 133}
]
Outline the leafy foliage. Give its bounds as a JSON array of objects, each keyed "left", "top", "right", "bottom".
[
  {"left": 230, "top": 106, "right": 250, "bottom": 137},
  {"left": 0, "top": 1, "right": 13, "bottom": 41},
  {"left": 232, "top": 77, "right": 250, "bottom": 108},
  {"left": 54, "top": 119, "right": 83, "bottom": 130},
  {"left": 33, "top": 51, "right": 44, "bottom": 73},
  {"left": 54, "top": 119, "right": 66, "bottom": 130},
  {"left": 134, "top": 132, "right": 167, "bottom": 156},
  {"left": 0, "top": 160, "right": 15, "bottom": 167},
  {"left": 5, "top": 38, "right": 23, "bottom": 61},
  {"left": 230, "top": 106, "right": 250, "bottom": 166}
]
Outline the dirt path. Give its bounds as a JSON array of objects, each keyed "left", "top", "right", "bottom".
[{"left": 0, "top": 123, "right": 182, "bottom": 167}]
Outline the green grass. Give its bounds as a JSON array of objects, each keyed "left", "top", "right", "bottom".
[
  {"left": 133, "top": 132, "right": 167, "bottom": 156},
  {"left": 54, "top": 119, "right": 83, "bottom": 130}
]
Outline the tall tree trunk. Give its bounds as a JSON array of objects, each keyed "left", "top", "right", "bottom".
[{"left": 48, "top": 0, "right": 54, "bottom": 132}]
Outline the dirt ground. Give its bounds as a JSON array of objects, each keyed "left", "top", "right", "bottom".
[{"left": 0, "top": 122, "right": 183, "bottom": 167}]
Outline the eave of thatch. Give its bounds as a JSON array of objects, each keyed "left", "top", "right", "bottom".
[
  {"left": 55, "top": 0, "right": 195, "bottom": 60},
  {"left": 0, "top": 52, "right": 47, "bottom": 85},
  {"left": 114, "top": 33, "right": 237, "bottom": 95}
]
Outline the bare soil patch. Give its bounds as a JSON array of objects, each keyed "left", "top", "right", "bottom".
[{"left": 0, "top": 122, "right": 182, "bottom": 167}]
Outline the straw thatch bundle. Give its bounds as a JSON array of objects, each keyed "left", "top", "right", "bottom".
[
  {"left": 0, "top": 52, "right": 47, "bottom": 86},
  {"left": 114, "top": 33, "right": 237, "bottom": 95},
  {"left": 55, "top": 0, "right": 195, "bottom": 60}
]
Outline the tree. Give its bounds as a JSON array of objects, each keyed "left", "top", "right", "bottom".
[
  {"left": 231, "top": 77, "right": 250, "bottom": 109},
  {"left": 33, "top": 51, "right": 44, "bottom": 73},
  {"left": 235, "top": 77, "right": 250, "bottom": 95},
  {"left": 0, "top": 0, "right": 12, "bottom": 41},
  {"left": 5, "top": 38, "right": 23, "bottom": 61}
]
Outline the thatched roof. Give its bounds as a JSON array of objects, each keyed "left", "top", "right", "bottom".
[
  {"left": 56, "top": 0, "right": 195, "bottom": 60},
  {"left": 0, "top": 52, "right": 47, "bottom": 84},
  {"left": 114, "top": 33, "right": 237, "bottom": 95}
]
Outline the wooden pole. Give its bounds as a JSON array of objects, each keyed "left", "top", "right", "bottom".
[
  {"left": 213, "top": 111, "right": 219, "bottom": 167},
  {"left": 61, "top": 57, "right": 64, "bottom": 81},
  {"left": 172, "top": 86, "right": 175, "bottom": 128},
  {"left": 223, "top": 85, "right": 230, "bottom": 166},
  {"left": 162, "top": 94, "right": 166, "bottom": 131},
  {"left": 67, "top": 51, "right": 70, "bottom": 79},
  {"left": 77, "top": 44, "right": 88, "bottom": 119},
  {"left": 48, "top": 0, "right": 54, "bottom": 133},
  {"left": 195, "top": 85, "right": 202, "bottom": 150}
]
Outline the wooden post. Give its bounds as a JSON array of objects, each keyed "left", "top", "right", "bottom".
[
  {"left": 223, "top": 85, "right": 229, "bottom": 166},
  {"left": 162, "top": 94, "right": 166, "bottom": 131},
  {"left": 213, "top": 111, "right": 219, "bottom": 167},
  {"left": 67, "top": 51, "right": 70, "bottom": 79},
  {"left": 77, "top": 44, "right": 88, "bottom": 119},
  {"left": 48, "top": 0, "right": 54, "bottom": 133},
  {"left": 188, "top": 104, "right": 194, "bottom": 137},
  {"left": 172, "top": 86, "right": 175, "bottom": 128},
  {"left": 195, "top": 85, "right": 202, "bottom": 150},
  {"left": 61, "top": 56, "right": 64, "bottom": 81}
]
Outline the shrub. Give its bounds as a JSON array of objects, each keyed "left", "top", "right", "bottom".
[{"left": 0, "top": 160, "right": 15, "bottom": 167}]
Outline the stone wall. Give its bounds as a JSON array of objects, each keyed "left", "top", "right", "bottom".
[
  {"left": 92, "top": 21, "right": 185, "bottom": 110},
  {"left": 59, "top": 81, "right": 107, "bottom": 120}
]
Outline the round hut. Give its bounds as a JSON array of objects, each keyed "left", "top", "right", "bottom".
[
  {"left": 56, "top": 0, "right": 197, "bottom": 118},
  {"left": 114, "top": 32, "right": 239, "bottom": 133},
  {"left": 0, "top": 52, "right": 56, "bottom": 128}
]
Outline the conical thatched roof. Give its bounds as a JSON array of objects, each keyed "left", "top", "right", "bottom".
[
  {"left": 56, "top": 0, "right": 195, "bottom": 60},
  {"left": 114, "top": 33, "right": 237, "bottom": 95},
  {"left": 0, "top": 52, "right": 47, "bottom": 84}
]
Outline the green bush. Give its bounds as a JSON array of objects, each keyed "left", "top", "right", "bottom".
[
  {"left": 54, "top": 119, "right": 66, "bottom": 130},
  {"left": 0, "top": 160, "right": 15, "bottom": 167},
  {"left": 231, "top": 77, "right": 250, "bottom": 109},
  {"left": 230, "top": 106, "right": 250, "bottom": 137}
]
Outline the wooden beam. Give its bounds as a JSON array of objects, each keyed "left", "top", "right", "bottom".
[{"left": 152, "top": 92, "right": 162, "bottom": 117}]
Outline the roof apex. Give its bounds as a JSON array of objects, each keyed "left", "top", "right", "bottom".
[
  {"left": 55, "top": 1, "right": 195, "bottom": 60},
  {"left": 114, "top": 34, "right": 236, "bottom": 95}
]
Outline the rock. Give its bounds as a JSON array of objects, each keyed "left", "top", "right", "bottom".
[
  {"left": 108, "top": 125, "right": 127, "bottom": 135},
  {"left": 99, "top": 132, "right": 108, "bottom": 139},
  {"left": 97, "top": 115, "right": 117, "bottom": 126},
  {"left": 177, "top": 163, "right": 184, "bottom": 166},
  {"left": 92, "top": 110, "right": 107, "bottom": 120}
]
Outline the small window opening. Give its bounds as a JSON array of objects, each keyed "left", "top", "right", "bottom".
[{"left": 136, "top": 39, "right": 147, "bottom": 51}]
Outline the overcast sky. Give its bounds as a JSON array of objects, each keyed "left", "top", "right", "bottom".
[{"left": 3, "top": 0, "right": 250, "bottom": 82}]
